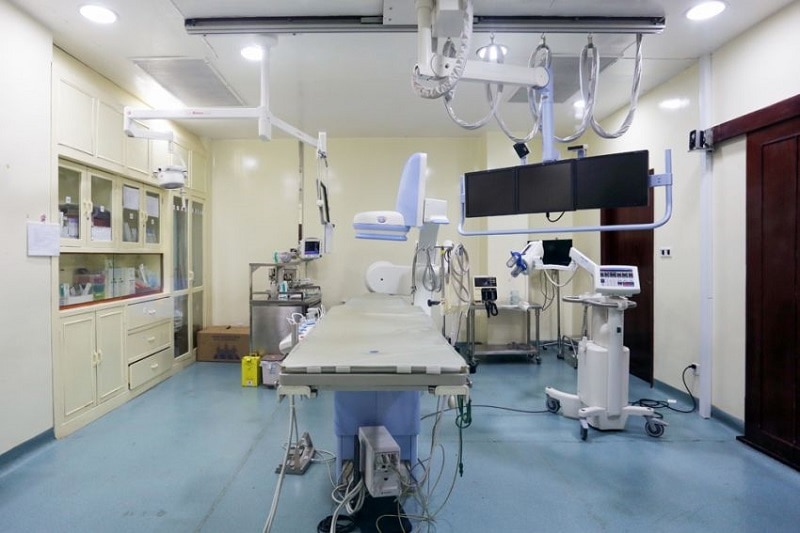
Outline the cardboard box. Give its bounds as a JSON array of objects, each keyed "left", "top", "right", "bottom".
[
  {"left": 241, "top": 355, "right": 261, "bottom": 387},
  {"left": 197, "top": 326, "right": 250, "bottom": 362}
]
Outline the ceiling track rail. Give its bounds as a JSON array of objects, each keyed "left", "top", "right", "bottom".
[{"left": 184, "top": 15, "right": 665, "bottom": 36}]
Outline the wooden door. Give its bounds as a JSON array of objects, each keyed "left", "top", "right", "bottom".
[
  {"left": 600, "top": 190, "right": 655, "bottom": 385},
  {"left": 740, "top": 116, "right": 800, "bottom": 469}
]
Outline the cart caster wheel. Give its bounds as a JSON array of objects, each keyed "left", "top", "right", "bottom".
[
  {"left": 546, "top": 397, "right": 560, "bottom": 414},
  {"left": 645, "top": 420, "right": 665, "bottom": 438},
  {"left": 580, "top": 426, "right": 588, "bottom": 441}
]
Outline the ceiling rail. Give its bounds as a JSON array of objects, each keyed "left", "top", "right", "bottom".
[{"left": 184, "top": 15, "right": 665, "bottom": 36}]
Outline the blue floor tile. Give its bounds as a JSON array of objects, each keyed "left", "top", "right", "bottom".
[{"left": 1, "top": 357, "right": 799, "bottom": 533}]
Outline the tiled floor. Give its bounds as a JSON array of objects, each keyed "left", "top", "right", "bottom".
[{"left": 2, "top": 355, "right": 799, "bottom": 532}]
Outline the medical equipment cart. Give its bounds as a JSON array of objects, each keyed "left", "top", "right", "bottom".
[
  {"left": 249, "top": 262, "right": 321, "bottom": 356},
  {"left": 464, "top": 302, "right": 542, "bottom": 366}
]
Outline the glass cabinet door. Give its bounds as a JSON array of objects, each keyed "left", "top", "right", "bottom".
[
  {"left": 172, "top": 196, "right": 188, "bottom": 290},
  {"left": 191, "top": 201, "right": 204, "bottom": 287},
  {"left": 122, "top": 184, "right": 140, "bottom": 244},
  {"left": 192, "top": 290, "right": 204, "bottom": 354},
  {"left": 174, "top": 294, "right": 189, "bottom": 358},
  {"left": 59, "top": 166, "right": 83, "bottom": 243},
  {"left": 145, "top": 190, "right": 161, "bottom": 245},
  {"left": 90, "top": 174, "right": 113, "bottom": 244}
]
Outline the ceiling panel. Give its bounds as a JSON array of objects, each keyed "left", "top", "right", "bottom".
[{"left": 7, "top": 0, "right": 798, "bottom": 140}]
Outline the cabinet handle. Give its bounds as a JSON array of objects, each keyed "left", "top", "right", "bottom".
[
  {"left": 92, "top": 350, "right": 99, "bottom": 366},
  {"left": 150, "top": 363, "right": 159, "bottom": 370},
  {"left": 97, "top": 349, "right": 103, "bottom": 363},
  {"left": 147, "top": 309, "right": 157, "bottom": 315},
  {"left": 146, "top": 336, "right": 156, "bottom": 343}
]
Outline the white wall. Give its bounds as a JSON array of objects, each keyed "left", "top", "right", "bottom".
[
  {"left": 210, "top": 137, "right": 485, "bottom": 327},
  {"left": 206, "top": 2, "right": 800, "bottom": 424},
  {"left": 572, "top": 0, "right": 800, "bottom": 421},
  {"left": 0, "top": 1, "right": 54, "bottom": 455},
  {"left": 707, "top": 0, "right": 800, "bottom": 418},
  {"left": 589, "top": 64, "right": 705, "bottom": 397}
]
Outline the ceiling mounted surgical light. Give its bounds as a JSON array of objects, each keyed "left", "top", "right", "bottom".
[
  {"left": 79, "top": 4, "right": 117, "bottom": 24},
  {"left": 476, "top": 34, "right": 507, "bottom": 63},
  {"left": 686, "top": 1, "right": 727, "bottom": 21}
]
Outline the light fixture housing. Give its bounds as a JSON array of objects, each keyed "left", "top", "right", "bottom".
[
  {"left": 155, "top": 166, "right": 187, "bottom": 189},
  {"left": 476, "top": 34, "right": 508, "bottom": 63},
  {"left": 686, "top": 1, "right": 726, "bottom": 21},
  {"left": 79, "top": 4, "right": 118, "bottom": 24}
]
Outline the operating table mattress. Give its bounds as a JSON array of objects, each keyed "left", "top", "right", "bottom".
[{"left": 279, "top": 294, "right": 469, "bottom": 390}]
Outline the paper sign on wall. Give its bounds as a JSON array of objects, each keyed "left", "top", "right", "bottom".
[{"left": 27, "top": 222, "right": 60, "bottom": 256}]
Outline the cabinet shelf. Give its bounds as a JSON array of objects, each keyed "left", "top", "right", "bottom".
[{"left": 59, "top": 252, "right": 163, "bottom": 309}]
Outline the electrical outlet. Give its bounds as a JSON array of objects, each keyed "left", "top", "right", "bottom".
[
  {"left": 691, "top": 363, "right": 700, "bottom": 376},
  {"left": 659, "top": 247, "right": 672, "bottom": 258}
]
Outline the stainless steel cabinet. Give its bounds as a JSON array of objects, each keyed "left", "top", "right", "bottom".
[{"left": 249, "top": 262, "right": 321, "bottom": 356}]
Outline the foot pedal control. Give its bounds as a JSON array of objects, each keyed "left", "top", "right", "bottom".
[{"left": 275, "top": 432, "right": 315, "bottom": 475}]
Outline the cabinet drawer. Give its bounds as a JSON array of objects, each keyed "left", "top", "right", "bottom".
[
  {"left": 127, "top": 321, "right": 171, "bottom": 363},
  {"left": 129, "top": 347, "right": 172, "bottom": 389},
  {"left": 127, "top": 297, "right": 171, "bottom": 330}
]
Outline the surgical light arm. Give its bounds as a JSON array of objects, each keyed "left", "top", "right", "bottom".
[{"left": 122, "top": 37, "right": 327, "bottom": 158}]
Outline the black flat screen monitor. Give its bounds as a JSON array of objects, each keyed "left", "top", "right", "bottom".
[
  {"left": 464, "top": 167, "right": 516, "bottom": 218},
  {"left": 541, "top": 239, "right": 573, "bottom": 268},
  {"left": 575, "top": 150, "right": 649, "bottom": 210},
  {"left": 517, "top": 160, "right": 576, "bottom": 214}
]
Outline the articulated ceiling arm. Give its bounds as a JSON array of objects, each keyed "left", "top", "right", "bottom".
[{"left": 123, "top": 36, "right": 325, "bottom": 153}]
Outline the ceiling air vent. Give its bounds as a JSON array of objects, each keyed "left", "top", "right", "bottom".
[{"left": 132, "top": 57, "right": 243, "bottom": 107}]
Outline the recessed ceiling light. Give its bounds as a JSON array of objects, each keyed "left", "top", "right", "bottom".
[
  {"left": 686, "top": 1, "right": 726, "bottom": 21},
  {"left": 79, "top": 5, "right": 118, "bottom": 24},
  {"left": 659, "top": 98, "right": 690, "bottom": 110},
  {"left": 241, "top": 46, "right": 264, "bottom": 62}
]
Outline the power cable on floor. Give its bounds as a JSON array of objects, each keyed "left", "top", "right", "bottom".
[
  {"left": 631, "top": 364, "right": 698, "bottom": 414},
  {"left": 421, "top": 403, "right": 549, "bottom": 421}
]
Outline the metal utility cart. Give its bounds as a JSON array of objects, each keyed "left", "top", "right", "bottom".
[
  {"left": 464, "top": 302, "right": 542, "bottom": 366},
  {"left": 249, "top": 262, "right": 321, "bottom": 357}
]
